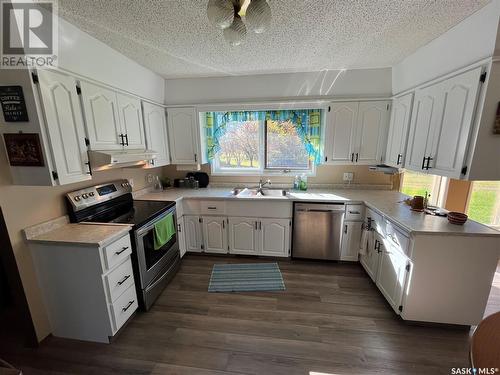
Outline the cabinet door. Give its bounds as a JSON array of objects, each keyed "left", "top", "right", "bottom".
[
  {"left": 385, "top": 93, "right": 413, "bottom": 168},
  {"left": 143, "top": 102, "right": 170, "bottom": 167},
  {"left": 427, "top": 67, "right": 482, "bottom": 178},
  {"left": 324, "top": 102, "right": 358, "bottom": 163},
  {"left": 359, "top": 232, "right": 382, "bottom": 282},
  {"left": 376, "top": 243, "right": 409, "bottom": 312},
  {"left": 80, "top": 81, "right": 122, "bottom": 150},
  {"left": 340, "top": 221, "right": 362, "bottom": 261},
  {"left": 116, "top": 92, "right": 145, "bottom": 149},
  {"left": 202, "top": 216, "right": 228, "bottom": 254},
  {"left": 354, "top": 101, "right": 390, "bottom": 164},
  {"left": 259, "top": 219, "right": 290, "bottom": 257},
  {"left": 37, "top": 70, "right": 92, "bottom": 185},
  {"left": 177, "top": 216, "right": 187, "bottom": 258},
  {"left": 405, "top": 87, "right": 440, "bottom": 172},
  {"left": 184, "top": 215, "right": 203, "bottom": 253},
  {"left": 228, "top": 217, "right": 258, "bottom": 255},
  {"left": 167, "top": 107, "right": 199, "bottom": 164}
]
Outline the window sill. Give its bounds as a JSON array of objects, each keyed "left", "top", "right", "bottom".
[{"left": 211, "top": 168, "right": 316, "bottom": 178}]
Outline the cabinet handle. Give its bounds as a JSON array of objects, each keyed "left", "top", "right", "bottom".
[
  {"left": 222, "top": 220, "right": 225, "bottom": 229},
  {"left": 421, "top": 156, "right": 427, "bottom": 170},
  {"left": 117, "top": 274, "right": 131, "bottom": 285},
  {"left": 119, "top": 134, "right": 125, "bottom": 146},
  {"left": 122, "top": 300, "right": 134, "bottom": 312},
  {"left": 351, "top": 153, "right": 354, "bottom": 162},
  {"left": 425, "top": 157, "right": 433, "bottom": 170},
  {"left": 115, "top": 246, "right": 129, "bottom": 255},
  {"left": 355, "top": 153, "right": 359, "bottom": 162},
  {"left": 259, "top": 221, "right": 262, "bottom": 230},
  {"left": 374, "top": 239, "right": 378, "bottom": 250},
  {"left": 177, "top": 223, "right": 181, "bottom": 232},
  {"left": 194, "top": 154, "right": 197, "bottom": 163},
  {"left": 255, "top": 221, "right": 258, "bottom": 230},
  {"left": 344, "top": 224, "right": 348, "bottom": 234},
  {"left": 124, "top": 134, "right": 129, "bottom": 146},
  {"left": 207, "top": 207, "right": 217, "bottom": 210},
  {"left": 397, "top": 154, "right": 402, "bottom": 165},
  {"left": 85, "top": 161, "right": 92, "bottom": 175},
  {"left": 349, "top": 211, "right": 360, "bottom": 215}
]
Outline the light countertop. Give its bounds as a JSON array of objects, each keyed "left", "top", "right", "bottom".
[
  {"left": 137, "top": 187, "right": 500, "bottom": 237},
  {"left": 25, "top": 222, "right": 132, "bottom": 247}
]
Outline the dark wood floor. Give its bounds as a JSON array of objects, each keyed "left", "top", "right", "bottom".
[{"left": 2, "top": 255, "right": 499, "bottom": 375}]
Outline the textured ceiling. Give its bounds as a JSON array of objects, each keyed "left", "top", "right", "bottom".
[{"left": 57, "top": 0, "right": 490, "bottom": 78}]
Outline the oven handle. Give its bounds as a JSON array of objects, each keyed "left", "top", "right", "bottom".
[{"left": 135, "top": 206, "right": 177, "bottom": 237}]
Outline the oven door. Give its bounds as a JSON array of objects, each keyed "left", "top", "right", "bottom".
[{"left": 134, "top": 206, "right": 179, "bottom": 289}]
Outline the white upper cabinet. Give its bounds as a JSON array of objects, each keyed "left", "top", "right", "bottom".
[
  {"left": 385, "top": 93, "right": 414, "bottom": 168},
  {"left": 324, "top": 101, "right": 390, "bottom": 165},
  {"left": 259, "top": 219, "right": 290, "bottom": 257},
  {"left": 202, "top": 216, "right": 228, "bottom": 254},
  {"left": 324, "top": 102, "right": 358, "bottom": 163},
  {"left": 354, "top": 101, "right": 390, "bottom": 164},
  {"left": 142, "top": 101, "right": 170, "bottom": 167},
  {"left": 37, "top": 70, "right": 91, "bottom": 185},
  {"left": 427, "top": 67, "right": 482, "bottom": 178},
  {"left": 405, "top": 67, "right": 482, "bottom": 178},
  {"left": 116, "top": 92, "right": 145, "bottom": 149},
  {"left": 80, "top": 81, "right": 122, "bottom": 150},
  {"left": 167, "top": 107, "right": 200, "bottom": 164}
]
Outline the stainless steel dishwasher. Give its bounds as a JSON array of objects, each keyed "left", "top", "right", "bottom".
[{"left": 292, "top": 203, "right": 345, "bottom": 260}]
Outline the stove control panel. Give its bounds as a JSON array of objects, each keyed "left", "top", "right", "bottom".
[{"left": 66, "top": 179, "right": 133, "bottom": 211}]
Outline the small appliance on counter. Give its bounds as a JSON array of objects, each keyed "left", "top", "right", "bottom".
[{"left": 174, "top": 172, "right": 209, "bottom": 189}]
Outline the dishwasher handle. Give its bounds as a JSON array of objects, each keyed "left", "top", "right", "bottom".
[{"left": 308, "top": 208, "right": 345, "bottom": 213}]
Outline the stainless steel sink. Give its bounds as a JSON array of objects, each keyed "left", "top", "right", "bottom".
[{"left": 231, "top": 187, "right": 287, "bottom": 197}]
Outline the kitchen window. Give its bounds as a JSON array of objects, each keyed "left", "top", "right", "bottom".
[
  {"left": 203, "top": 110, "right": 323, "bottom": 175},
  {"left": 400, "top": 170, "right": 448, "bottom": 207},
  {"left": 466, "top": 181, "right": 500, "bottom": 229}
]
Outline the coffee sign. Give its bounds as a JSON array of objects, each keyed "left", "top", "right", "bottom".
[{"left": 0, "top": 85, "right": 29, "bottom": 122}]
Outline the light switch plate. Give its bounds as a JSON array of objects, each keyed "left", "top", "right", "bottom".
[{"left": 343, "top": 172, "right": 353, "bottom": 182}]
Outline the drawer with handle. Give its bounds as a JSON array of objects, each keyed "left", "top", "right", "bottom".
[
  {"left": 102, "top": 235, "right": 132, "bottom": 271},
  {"left": 200, "top": 200, "right": 226, "bottom": 215},
  {"left": 103, "top": 256, "right": 135, "bottom": 303},
  {"left": 345, "top": 204, "right": 364, "bottom": 221},
  {"left": 109, "top": 283, "right": 138, "bottom": 333}
]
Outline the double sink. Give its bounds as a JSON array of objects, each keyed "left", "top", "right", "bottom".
[{"left": 231, "top": 187, "right": 288, "bottom": 197}]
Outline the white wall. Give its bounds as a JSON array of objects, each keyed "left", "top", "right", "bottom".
[
  {"left": 392, "top": 0, "right": 500, "bottom": 94},
  {"left": 57, "top": 17, "right": 164, "bottom": 103},
  {"left": 164, "top": 68, "right": 392, "bottom": 105}
]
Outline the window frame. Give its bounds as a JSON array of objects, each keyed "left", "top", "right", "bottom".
[{"left": 208, "top": 107, "right": 324, "bottom": 177}]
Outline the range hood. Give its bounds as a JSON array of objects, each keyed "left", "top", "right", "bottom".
[
  {"left": 368, "top": 164, "right": 400, "bottom": 174},
  {"left": 88, "top": 149, "right": 158, "bottom": 170}
]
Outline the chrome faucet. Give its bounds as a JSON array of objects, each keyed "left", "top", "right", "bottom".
[{"left": 258, "top": 179, "right": 271, "bottom": 190}]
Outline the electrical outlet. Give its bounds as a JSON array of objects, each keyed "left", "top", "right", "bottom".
[{"left": 343, "top": 172, "right": 354, "bottom": 182}]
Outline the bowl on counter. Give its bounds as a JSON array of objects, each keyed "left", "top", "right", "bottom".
[{"left": 447, "top": 212, "right": 468, "bottom": 225}]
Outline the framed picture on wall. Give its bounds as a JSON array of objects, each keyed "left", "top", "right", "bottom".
[
  {"left": 0, "top": 86, "right": 29, "bottom": 122},
  {"left": 3, "top": 133, "right": 44, "bottom": 166}
]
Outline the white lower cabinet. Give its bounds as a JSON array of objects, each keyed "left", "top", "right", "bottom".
[
  {"left": 177, "top": 216, "right": 187, "bottom": 258},
  {"left": 360, "top": 231, "right": 383, "bottom": 282},
  {"left": 202, "top": 216, "right": 228, "bottom": 254},
  {"left": 259, "top": 218, "right": 291, "bottom": 257},
  {"left": 182, "top": 214, "right": 290, "bottom": 257},
  {"left": 29, "top": 233, "right": 138, "bottom": 343},
  {"left": 228, "top": 217, "right": 259, "bottom": 255},
  {"left": 340, "top": 221, "right": 362, "bottom": 261},
  {"left": 184, "top": 215, "right": 203, "bottom": 253},
  {"left": 376, "top": 242, "right": 410, "bottom": 313}
]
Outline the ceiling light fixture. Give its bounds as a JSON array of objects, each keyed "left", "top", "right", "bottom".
[{"left": 207, "top": 0, "right": 271, "bottom": 46}]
